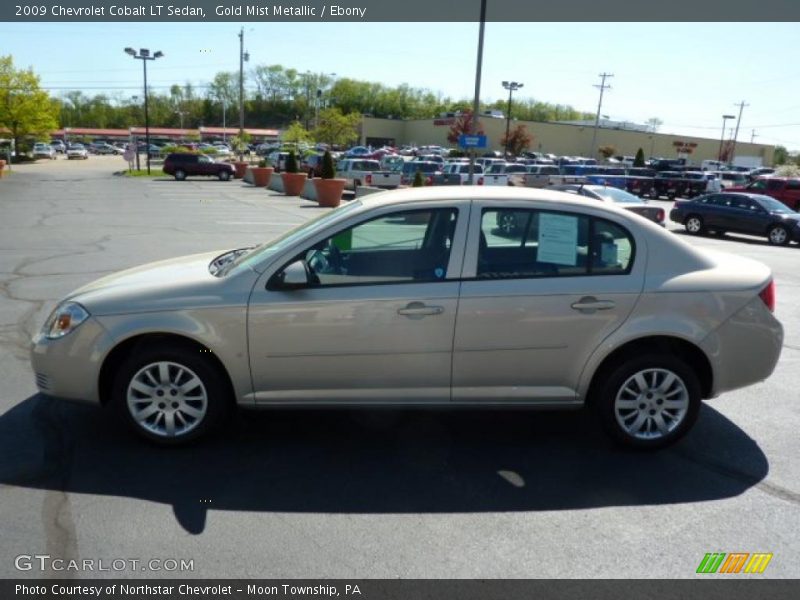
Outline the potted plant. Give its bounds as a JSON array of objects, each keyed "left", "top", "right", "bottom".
[
  {"left": 280, "top": 150, "right": 306, "bottom": 196},
  {"left": 313, "top": 151, "right": 346, "bottom": 207},
  {"left": 230, "top": 135, "right": 250, "bottom": 178},
  {"left": 412, "top": 170, "right": 425, "bottom": 187},
  {"left": 250, "top": 158, "right": 274, "bottom": 188}
]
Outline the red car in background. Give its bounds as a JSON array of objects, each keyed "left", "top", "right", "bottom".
[{"left": 727, "top": 177, "right": 800, "bottom": 210}]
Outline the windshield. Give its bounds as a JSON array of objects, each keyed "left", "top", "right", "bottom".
[
  {"left": 754, "top": 195, "right": 795, "bottom": 214},
  {"left": 218, "top": 201, "right": 363, "bottom": 275},
  {"left": 592, "top": 186, "right": 642, "bottom": 204}
]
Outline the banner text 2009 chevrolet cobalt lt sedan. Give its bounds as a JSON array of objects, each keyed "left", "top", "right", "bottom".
[{"left": 31, "top": 188, "right": 783, "bottom": 449}]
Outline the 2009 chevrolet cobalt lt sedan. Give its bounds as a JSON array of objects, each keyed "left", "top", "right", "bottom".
[{"left": 31, "top": 187, "right": 783, "bottom": 449}]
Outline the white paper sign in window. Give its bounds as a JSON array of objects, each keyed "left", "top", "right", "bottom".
[{"left": 537, "top": 214, "right": 578, "bottom": 265}]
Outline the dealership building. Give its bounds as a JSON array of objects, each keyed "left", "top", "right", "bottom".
[{"left": 360, "top": 116, "right": 775, "bottom": 166}]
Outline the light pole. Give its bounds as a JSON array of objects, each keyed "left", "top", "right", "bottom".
[
  {"left": 718, "top": 114, "right": 735, "bottom": 162},
  {"left": 501, "top": 81, "right": 523, "bottom": 159},
  {"left": 238, "top": 28, "right": 249, "bottom": 159},
  {"left": 467, "top": 0, "right": 487, "bottom": 185},
  {"left": 124, "top": 47, "right": 163, "bottom": 174}
]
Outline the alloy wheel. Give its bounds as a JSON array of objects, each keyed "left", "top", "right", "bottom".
[
  {"left": 126, "top": 361, "right": 208, "bottom": 438},
  {"left": 613, "top": 368, "right": 689, "bottom": 440}
]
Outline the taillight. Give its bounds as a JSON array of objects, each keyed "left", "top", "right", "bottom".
[
  {"left": 425, "top": 176, "right": 433, "bottom": 186},
  {"left": 759, "top": 279, "right": 776, "bottom": 312},
  {"left": 478, "top": 177, "right": 484, "bottom": 186},
  {"left": 365, "top": 174, "right": 372, "bottom": 185},
  {"left": 657, "top": 208, "right": 665, "bottom": 222}
]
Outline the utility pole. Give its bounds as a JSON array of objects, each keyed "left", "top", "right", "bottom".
[
  {"left": 730, "top": 100, "right": 748, "bottom": 165},
  {"left": 467, "top": 0, "right": 487, "bottom": 185},
  {"left": 238, "top": 27, "right": 249, "bottom": 159},
  {"left": 589, "top": 72, "right": 613, "bottom": 159},
  {"left": 750, "top": 129, "right": 758, "bottom": 144},
  {"left": 501, "top": 81, "right": 523, "bottom": 159}
]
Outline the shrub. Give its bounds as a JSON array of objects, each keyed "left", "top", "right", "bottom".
[
  {"left": 321, "top": 151, "right": 336, "bottom": 179},
  {"left": 412, "top": 170, "right": 425, "bottom": 187},
  {"left": 634, "top": 148, "right": 646, "bottom": 167},
  {"left": 258, "top": 159, "right": 267, "bottom": 168},
  {"left": 285, "top": 150, "right": 299, "bottom": 173}
]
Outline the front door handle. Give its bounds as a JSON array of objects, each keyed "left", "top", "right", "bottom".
[
  {"left": 398, "top": 302, "right": 444, "bottom": 317},
  {"left": 571, "top": 297, "right": 616, "bottom": 312}
]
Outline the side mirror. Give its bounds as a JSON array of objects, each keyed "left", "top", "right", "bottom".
[{"left": 270, "top": 260, "right": 309, "bottom": 290}]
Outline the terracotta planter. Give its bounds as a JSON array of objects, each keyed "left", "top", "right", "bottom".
[
  {"left": 0, "top": 159, "right": 5, "bottom": 178},
  {"left": 233, "top": 162, "right": 249, "bottom": 179},
  {"left": 313, "top": 178, "right": 346, "bottom": 207},
  {"left": 281, "top": 172, "right": 307, "bottom": 196},
  {"left": 251, "top": 166, "right": 274, "bottom": 187}
]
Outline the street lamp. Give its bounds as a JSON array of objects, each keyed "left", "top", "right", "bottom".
[
  {"left": 501, "top": 81, "right": 523, "bottom": 159},
  {"left": 718, "top": 114, "right": 735, "bottom": 162},
  {"left": 124, "top": 47, "right": 164, "bottom": 174}
]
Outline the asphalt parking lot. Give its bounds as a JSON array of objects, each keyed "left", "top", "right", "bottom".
[{"left": 0, "top": 156, "right": 798, "bottom": 578}]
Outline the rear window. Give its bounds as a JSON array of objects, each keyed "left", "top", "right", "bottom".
[{"left": 403, "top": 162, "right": 439, "bottom": 174}]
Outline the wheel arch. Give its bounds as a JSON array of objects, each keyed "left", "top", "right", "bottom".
[
  {"left": 97, "top": 332, "right": 236, "bottom": 408},
  {"left": 583, "top": 335, "right": 714, "bottom": 405}
]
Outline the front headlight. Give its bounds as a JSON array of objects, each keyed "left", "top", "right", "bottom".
[{"left": 42, "top": 302, "right": 90, "bottom": 339}]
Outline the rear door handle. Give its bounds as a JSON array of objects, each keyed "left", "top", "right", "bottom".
[
  {"left": 571, "top": 297, "right": 616, "bottom": 312},
  {"left": 398, "top": 302, "right": 444, "bottom": 317}
]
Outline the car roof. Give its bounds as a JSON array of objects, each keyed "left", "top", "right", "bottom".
[{"left": 356, "top": 184, "right": 633, "bottom": 213}]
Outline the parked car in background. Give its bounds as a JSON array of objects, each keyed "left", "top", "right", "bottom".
[
  {"left": 91, "top": 143, "right": 121, "bottom": 155},
  {"left": 716, "top": 171, "right": 749, "bottom": 190},
  {"left": 162, "top": 153, "right": 234, "bottom": 181},
  {"left": 399, "top": 160, "right": 441, "bottom": 185},
  {"left": 66, "top": 144, "right": 89, "bottom": 160},
  {"left": 670, "top": 192, "right": 800, "bottom": 245},
  {"left": 32, "top": 143, "right": 56, "bottom": 160},
  {"left": 549, "top": 184, "right": 665, "bottom": 225},
  {"left": 510, "top": 164, "right": 561, "bottom": 188},
  {"left": 727, "top": 177, "right": 800, "bottom": 210},
  {"left": 31, "top": 187, "right": 783, "bottom": 449},
  {"left": 436, "top": 162, "right": 485, "bottom": 185},
  {"left": 49, "top": 140, "right": 66, "bottom": 153},
  {"left": 336, "top": 158, "right": 385, "bottom": 190}
]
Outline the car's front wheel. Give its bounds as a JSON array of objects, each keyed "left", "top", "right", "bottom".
[
  {"left": 174, "top": 169, "right": 186, "bottom": 181},
  {"left": 218, "top": 170, "right": 231, "bottom": 181},
  {"left": 767, "top": 224, "right": 790, "bottom": 246},
  {"left": 595, "top": 354, "right": 701, "bottom": 450},
  {"left": 113, "top": 343, "right": 229, "bottom": 445}
]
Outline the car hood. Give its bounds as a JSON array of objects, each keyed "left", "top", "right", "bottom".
[{"left": 66, "top": 250, "right": 254, "bottom": 316}]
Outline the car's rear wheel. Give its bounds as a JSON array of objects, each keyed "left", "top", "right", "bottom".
[
  {"left": 113, "top": 344, "right": 229, "bottom": 445},
  {"left": 174, "top": 169, "right": 186, "bottom": 181},
  {"left": 684, "top": 215, "right": 704, "bottom": 235},
  {"left": 595, "top": 354, "right": 701, "bottom": 450},
  {"left": 767, "top": 224, "right": 789, "bottom": 246},
  {"left": 218, "top": 170, "right": 231, "bottom": 181}
]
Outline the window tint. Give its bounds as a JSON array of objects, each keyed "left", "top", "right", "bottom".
[
  {"left": 478, "top": 209, "right": 633, "bottom": 279},
  {"left": 786, "top": 180, "right": 800, "bottom": 191},
  {"left": 301, "top": 208, "right": 458, "bottom": 286}
]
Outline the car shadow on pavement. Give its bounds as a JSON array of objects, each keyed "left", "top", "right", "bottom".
[{"left": 0, "top": 394, "right": 769, "bottom": 535}]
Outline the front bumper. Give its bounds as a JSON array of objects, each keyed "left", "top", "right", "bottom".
[{"left": 30, "top": 317, "right": 114, "bottom": 405}]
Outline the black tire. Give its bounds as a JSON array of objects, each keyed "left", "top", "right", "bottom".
[
  {"left": 174, "top": 169, "right": 186, "bottom": 181},
  {"left": 684, "top": 214, "right": 704, "bottom": 235},
  {"left": 218, "top": 170, "right": 231, "bottom": 181},
  {"left": 112, "top": 343, "right": 230, "bottom": 445},
  {"left": 594, "top": 353, "right": 701, "bottom": 450},
  {"left": 767, "top": 224, "right": 790, "bottom": 246}
]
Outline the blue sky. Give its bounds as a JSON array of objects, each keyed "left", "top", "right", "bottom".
[{"left": 3, "top": 21, "right": 800, "bottom": 149}]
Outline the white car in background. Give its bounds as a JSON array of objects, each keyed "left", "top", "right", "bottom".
[
  {"left": 32, "top": 143, "right": 56, "bottom": 160},
  {"left": 66, "top": 144, "right": 89, "bottom": 160}
]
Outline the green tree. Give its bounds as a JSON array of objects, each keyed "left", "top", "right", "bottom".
[
  {"left": 313, "top": 107, "right": 360, "bottom": 148},
  {"left": 773, "top": 145, "right": 789, "bottom": 165},
  {"left": 500, "top": 124, "right": 533, "bottom": 156},
  {"left": 282, "top": 121, "right": 312, "bottom": 147},
  {"left": 634, "top": 148, "right": 645, "bottom": 167},
  {"left": 412, "top": 170, "right": 425, "bottom": 187},
  {"left": 0, "top": 56, "right": 59, "bottom": 156}
]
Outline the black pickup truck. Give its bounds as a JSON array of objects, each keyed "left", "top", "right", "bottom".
[{"left": 650, "top": 171, "right": 692, "bottom": 199}]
